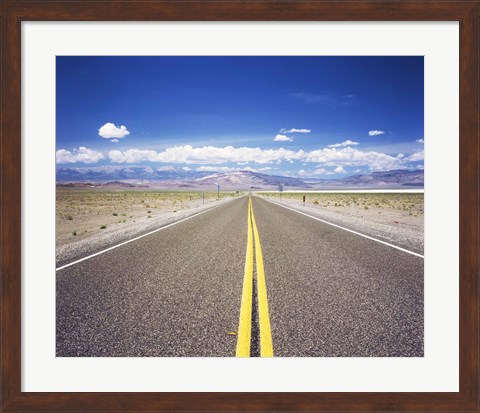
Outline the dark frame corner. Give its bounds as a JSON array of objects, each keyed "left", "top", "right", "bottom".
[{"left": 1, "top": 1, "right": 479, "bottom": 412}]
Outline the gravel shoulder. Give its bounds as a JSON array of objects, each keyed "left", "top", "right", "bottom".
[
  {"left": 257, "top": 194, "right": 424, "bottom": 255},
  {"left": 56, "top": 194, "right": 237, "bottom": 267}
]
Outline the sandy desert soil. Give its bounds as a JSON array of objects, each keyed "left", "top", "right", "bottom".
[
  {"left": 57, "top": 189, "right": 423, "bottom": 266},
  {"left": 257, "top": 192, "right": 424, "bottom": 253},
  {"left": 56, "top": 189, "right": 241, "bottom": 266}
]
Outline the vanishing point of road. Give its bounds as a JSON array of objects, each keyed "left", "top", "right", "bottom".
[{"left": 56, "top": 196, "right": 423, "bottom": 357}]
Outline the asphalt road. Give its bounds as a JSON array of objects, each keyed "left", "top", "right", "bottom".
[{"left": 56, "top": 195, "right": 423, "bottom": 357}]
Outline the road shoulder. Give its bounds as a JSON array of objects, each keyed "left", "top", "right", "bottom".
[{"left": 257, "top": 195, "right": 423, "bottom": 255}]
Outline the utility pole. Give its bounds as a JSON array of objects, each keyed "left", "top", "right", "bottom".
[{"left": 217, "top": 183, "right": 220, "bottom": 200}]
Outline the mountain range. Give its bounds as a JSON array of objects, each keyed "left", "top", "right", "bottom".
[
  {"left": 56, "top": 165, "right": 209, "bottom": 182},
  {"left": 56, "top": 166, "right": 424, "bottom": 189}
]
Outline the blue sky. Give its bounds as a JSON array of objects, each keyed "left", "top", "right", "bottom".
[{"left": 56, "top": 56, "right": 424, "bottom": 178}]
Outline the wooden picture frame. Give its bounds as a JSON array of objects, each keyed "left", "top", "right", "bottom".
[{"left": 1, "top": 1, "right": 478, "bottom": 412}]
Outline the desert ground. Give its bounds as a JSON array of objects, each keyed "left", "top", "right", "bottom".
[
  {"left": 57, "top": 189, "right": 423, "bottom": 266},
  {"left": 257, "top": 192, "right": 424, "bottom": 253},
  {"left": 56, "top": 188, "right": 241, "bottom": 266}
]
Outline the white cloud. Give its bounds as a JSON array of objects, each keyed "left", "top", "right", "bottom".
[
  {"left": 108, "top": 145, "right": 305, "bottom": 165},
  {"left": 98, "top": 122, "right": 130, "bottom": 139},
  {"left": 274, "top": 134, "right": 293, "bottom": 142},
  {"left": 290, "top": 128, "right": 311, "bottom": 133},
  {"left": 416, "top": 138, "right": 424, "bottom": 143},
  {"left": 197, "top": 165, "right": 273, "bottom": 173},
  {"left": 407, "top": 150, "right": 424, "bottom": 162},
  {"left": 108, "top": 149, "right": 126, "bottom": 163},
  {"left": 327, "top": 140, "right": 359, "bottom": 148},
  {"left": 197, "top": 166, "right": 240, "bottom": 172},
  {"left": 110, "top": 139, "right": 119, "bottom": 143},
  {"left": 305, "top": 147, "right": 405, "bottom": 171},
  {"left": 313, "top": 167, "right": 327, "bottom": 175},
  {"left": 368, "top": 130, "right": 385, "bottom": 136},
  {"left": 56, "top": 147, "right": 105, "bottom": 164},
  {"left": 280, "top": 128, "right": 311, "bottom": 134},
  {"left": 157, "top": 165, "right": 177, "bottom": 171},
  {"left": 334, "top": 166, "right": 346, "bottom": 174},
  {"left": 243, "top": 167, "right": 266, "bottom": 172},
  {"left": 71, "top": 143, "right": 423, "bottom": 172},
  {"left": 108, "top": 149, "right": 158, "bottom": 163}
]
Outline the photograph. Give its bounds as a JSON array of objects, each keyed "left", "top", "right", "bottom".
[{"left": 55, "top": 56, "right": 424, "bottom": 357}]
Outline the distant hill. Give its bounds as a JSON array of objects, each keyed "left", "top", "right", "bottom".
[
  {"left": 56, "top": 165, "right": 209, "bottom": 182},
  {"left": 57, "top": 180, "right": 149, "bottom": 189},
  {"left": 196, "top": 171, "right": 309, "bottom": 188},
  {"left": 102, "top": 181, "right": 149, "bottom": 188},
  {"left": 311, "top": 169, "right": 424, "bottom": 188},
  {"left": 56, "top": 166, "right": 423, "bottom": 189}
]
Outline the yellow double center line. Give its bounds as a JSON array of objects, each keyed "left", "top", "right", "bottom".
[{"left": 236, "top": 197, "right": 274, "bottom": 357}]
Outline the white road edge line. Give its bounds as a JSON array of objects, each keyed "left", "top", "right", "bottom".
[
  {"left": 56, "top": 200, "right": 233, "bottom": 272},
  {"left": 260, "top": 197, "right": 424, "bottom": 259}
]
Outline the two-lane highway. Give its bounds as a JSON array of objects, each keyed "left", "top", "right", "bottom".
[
  {"left": 56, "top": 195, "right": 423, "bottom": 357},
  {"left": 252, "top": 197, "right": 423, "bottom": 357},
  {"left": 57, "top": 197, "right": 248, "bottom": 357}
]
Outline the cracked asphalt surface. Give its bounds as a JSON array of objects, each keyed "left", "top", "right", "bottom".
[{"left": 56, "top": 195, "right": 423, "bottom": 357}]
